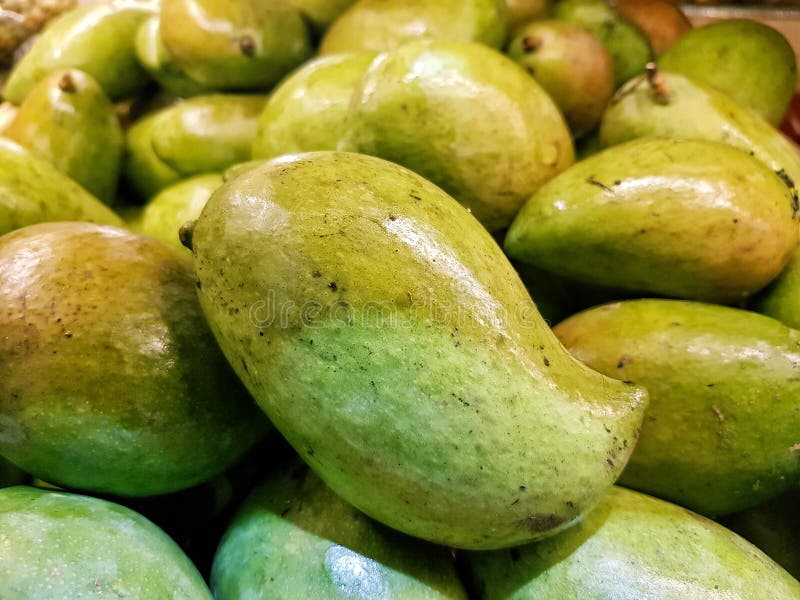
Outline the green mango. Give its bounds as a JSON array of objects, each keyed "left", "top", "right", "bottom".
[
  {"left": 123, "top": 111, "right": 182, "bottom": 200},
  {"left": 139, "top": 173, "right": 223, "bottom": 250},
  {"left": 464, "top": 486, "right": 800, "bottom": 599},
  {"left": 0, "top": 222, "right": 268, "bottom": 496},
  {"left": 659, "top": 20, "right": 796, "bottom": 126},
  {"left": 554, "top": 299, "right": 800, "bottom": 516},
  {"left": 757, "top": 251, "right": 800, "bottom": 329},
  {"left": 505, "top": 138, "right": 799, "bottom": 303},
  {"left": 251, "top": 52, "right": 376, "bottom": 160},
  {"left": 160, "top": 0, "right": 313, "bottom": 91},
  {"left": 211, "top": 458, "right": 468, "bottom": 599},
  {"left": 507, "top": 20, "right": 614, "bottom": 137},
  {"left": 3, "top": 1, "right": 155, "bottom": 104},
  {"left": 506, "top": 0, "right": 551, "bottom": 32},
  {"left": 552, "top": 0, "right": 651, "bottom": 87},
  {"left": 0, "top": 486, "right": 212, "bottom": 598},
  {"left": 599, "top": 70, "right": 800, "bottom": 191},
  {"left": 289, "top": 0, "right": 357, "bottom": 33},
  {"left": 319, "top": 0, "right": 508, "bottom": 55},
  {"left": 0, "top": 137, "right": 122, "bottom": 235},
  {"left": 5, "top": 69, "right": 123, "bottom": 204},
  {"left": 187, "top": 151, "right": 647, "bottom": 549},
  {"left": 341, "top": 39, "right": 574, "bottom": 232}
]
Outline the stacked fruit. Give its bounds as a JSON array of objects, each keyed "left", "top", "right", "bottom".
[{"left": 1, "top": 0, "right": 800, "bottom": 598}]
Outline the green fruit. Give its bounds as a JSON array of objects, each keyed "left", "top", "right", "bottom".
[
  {"left": 319, "top": 0, "right": 508, "bottom": 54},
  {"left": 160, "top": 0, "right": 313, "bottom": 90},
  {"left": 552, "top": 0, "right": 651, "bottom": 87},
  {"left": 342, "top": 39, "right": 574, "bottom": 232},
  {"left": 123, "top": 111, "right": 182, "bottom": 201},
  {"left": 464, "top": 486, "right": 800, "bottom": 599},
  {"left": 0, "top": 486, "right": 212, "bottom": 598},
  {"left": 599, "top": 70, "right": 800, "bottom": 192},
  {"left": 3, "top": 1, "right": 156, "bottom": 104},
  {"left": 659, "top": 20, "right": 796, "bottom": 126},
  {"left": 251, "top": 52, "right": 376, "bottom": 160},
  {"left": 0, "top": 137, "right": 122, "bottom": 235},
  {"left": 506, "top": 0, "right": 551, "bottom": 32},
  {"left": 0, "top": 222, "right": 268, "bottom": 496},
  {"left": 211, "top": 458, "right": 468, "bottom": 599},
  {"left": 555, "top": 299, "right": 800, "bottom": 516},
  {"left": 504, "top": 138, "right": 799, "bottom": 302},
  {"left": 5, "top": 69, "right": 123, "bottom": 204},
  {"left": 757, "top": 252, "right": 800, "bottom": 329},
  {"left": 289, "top": 0, "right": 357, "bottom": 33},
  {"left": 189, "top": 151, "right": 647, "bottom": 549},
  {"left": 139, "top": 173, "right": 223, "bottom": 250},
  {"left": 507, "top": 20, "right": 614, "bottom": 137}
]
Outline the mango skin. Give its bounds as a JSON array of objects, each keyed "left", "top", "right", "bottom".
[
  {"left": 659, "top": 20, "right": 796, "bottom": 126},
  {"left": 555, "top": 299, "right": 800, "bottom": 516},
  {"left": 0, "top": 138, "right": 122, "bottom": 235},
  {"left": 505, "top": 138, "right": 799, "bottom": 303},
  {"left": 320, "top": 0, "right": 507, "bottom": 55},
  {"left": 0, "top": 222, "right": 268, "bottom": 496},
  {"left": 251, "top": 52, "right": 376, "bottom": 160},
  {"left": 464, "top": 486, "right": 800, "bottom": 600},
  {"left": 757, "top": 252, "right": 800, "bottom": 329},
  {"left": 190, "top": 151, "right": 647, "bottom": 550},
  {"left": 0, "top": 486, "right": 212, "bottom": 598},
  {"left": 2, "top": 1, "right": 155, "bottom": 104},
  {"left": 211, "top": 458, "right": 467, "bottom": 599},
  {"left": 122, "top": 111, "right": 182, "bottom": 200},
  {"left": 5, "top": 69, "right": 123, "bottom": 204},
  {"left": 341, "top": 39, "right": 574, "bottom": 232}
]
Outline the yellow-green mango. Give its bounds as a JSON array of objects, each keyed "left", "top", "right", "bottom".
[
  {"left": 160, "top": 0, "right": 313, "bottom": 91},
  {"left": 211, "top": 458, "right": 468, "bottom": 599},
  {"left": 288, "top": 0, "right": 357, "bottom": 33},
  {"left": 0, "top": 222, "right": 268, "bottom": 496},
  {"left": 506, "top": 0, "right": 551, "bottom": 32},
  {"left": 341, "top": 39, "right": 574, "bottom": 232},
  {"left": 187, "top": 151, "right": 647, "bottom": 549},
  {"left": 599, "top": 70, "right": 800, "bottom": 191},
  {"left": 554, "top": 299, "right": 800, "bottom": 516},
  {"left": 5, "top": 69, "right": 123, "bottom": 204},
  {"left": 3, "top": 1, "right": 156, "bottom": 104},
  {"left": 464, "top": 487, "right": 800, "bottom": 599},
  {"left": 251, "top": 52, "right": 376, "bottom": 160},
  {"left": 123, "top": 111, "right": 182, "bottom": 201},
  {"left": 319, "top": 0, "right": 508, "bottom": 55},
  {"left": 757, "top": 251, "right": 800, "bottom": 329},
  {"left": 0, "top": 137, "right": 122, "bottom": 234},
  {"left": 659, "top": 20, "right": 796, "bottom": 126},
  {"left": 505, "top": 138, "right": 799, "bottom": 303}
]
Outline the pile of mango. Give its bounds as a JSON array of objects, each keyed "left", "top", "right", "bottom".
[{"left": 2, "top": 0, "right": 800, "bottom": 598}]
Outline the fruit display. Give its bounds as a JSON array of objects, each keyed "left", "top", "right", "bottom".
[{"left": 1, "top": 0, "right": 800, "bottom": 598}]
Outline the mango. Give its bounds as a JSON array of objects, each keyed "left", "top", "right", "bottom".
[
  {"left": 319, "top": 0, "right": 508, "bottom": 54},
  {"left": 211, "top": 458, "right": 468, "bottom": 599},
  {"left": 616, "top": 0, "right": 691, "bottom": 56},
  {"left": 555, "top": 299, "right": 800, "bottom": 516},
  {"left": 660, "top": 20, "right": 796, "bottom": 126},
  {"left": 3, "top": 1, "right": 155, "bottom": 104},
  {"left": 123, "top": 111, "right": 182, "bottom": 200},
  {"left": 187, "top": 151, "right": 647, "bottom": 549},
  {"left": 506, "top": 0, "right": 551, "bottom": 32},
  {"left": 0, "top": 486, "right": 212, "bottom": 598},
  {"left": 464, "top": 487, "right": 800, "bottom": 599},
  {"left": 289, "top": 0, "right": 357, "bottom": 33},
  {"left": 5, "top": 69, "right": 123, "bottom": 204},
  {"left": 757, "top": 251, "right": 800, "bottom": 329},
  {"left": 341, "top": 39, "right": 573, "bottom": 232},
  {"left": 504, "top": 138, "right": 799, "bottom": 303},
  {"left": 0, "top": 222, "right": 268, "bottom": 496}
]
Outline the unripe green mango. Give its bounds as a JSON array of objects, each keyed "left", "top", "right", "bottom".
[
  {"left": 123, "top": 111, "right": 182, "bottom": 200},
  {"left": 160, "top": 0, "right": 313, "bottom": 91},
  {"left": 0, "top": 222, "right": 268, "bottom": 496},
  {"left": 212, "top": 458, "right": 468, "bottom": 599},
  {"left": 252, "top": 52, "right": 376, "bottom": 160},
  {"left": 319, "top": 0, "right": 508, "bottom": 55},
  {"left": 341, "top": 39, "right": 574, "bottom": 232},
  {"left": 464, "top": 486, "right": 800, "bottom": 599},
  {"left": 757, "top": 252, "right": 800, "bottom": 329},
  {"left": 0, "top": 138, "right": 122, "bottom": 234},
  {"left": 659, "top": 20, "right": 797, "bottom": 126},
  {"left": 289, "top": 0, "right": 357, "bottom": 33},
  {"left": 0, "top": 486, "right": 212, "bottom": 598},
  {"left": 2, "top": 1, "right": 156, "bottom": 104},
  {"left": 554, "top": 299, "right": 800, "bottom": 516},
  {"left": 139, "top": 173, "right": 223, "bottom": 250},
  {"left": 188, "top": 151, "right": 647, "bottom": 550},
  {"left": 552, "top": 0, "right": 651, "bottom": 87},
  {"left": 5, "top": 69, "right": 123, "bottom": 204},
  {"left": 599, "top": 70, "right": 800, "bottom": 191},
  {"left": 505, "top": 138, "right": 799, "bottom": 302}
]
